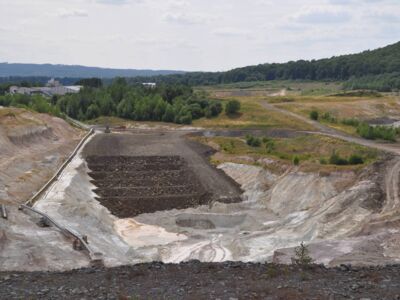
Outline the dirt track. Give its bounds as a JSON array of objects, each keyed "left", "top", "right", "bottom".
[
  {"left": 83, "top": 131, "right": 242, "bottom": 216},
  {"left": 261, "top": 101, "right": 400, "bottom": 155}
]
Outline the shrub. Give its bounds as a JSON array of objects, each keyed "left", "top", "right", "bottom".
[
  {"left": 309, "top": 110, "right": 319, "bottom": 121},
  {"left": 225, "top": 100, "right": 241, "bottom": 115},
  {"left": 246, "top": 135, "right": 261, "bottom": 147},
  {"left": 210, "top": 102, "right": 223, "bottom": 116},
  {"left": 319, "top": 158, "right": 327, "bottom": 165},
  {"left": 341, "top": 118, "right": 360, "bottom": 127},
  {"left": 357, "top": 122, "right": 396, "bottom": 141},
  {"left": 265, "top": 140, "right": 275, "bottom": 153},
  {"left": 292, "top": 242, "right": 313, "bottom": 266},
  {"left": 179, "top": 113, "right": 192, "bottom": 125},
  {"left": 329, "top": 151, "right": 348, "bottom": 165},
  {"left": 348, "top": 154, "right": 364, "bottom": 165},
  {"left": 321, "top": 112, "right": 336, "bottom": 123},
  {"left": 293, "top": 156, "right": 300, "bottom": 166}
]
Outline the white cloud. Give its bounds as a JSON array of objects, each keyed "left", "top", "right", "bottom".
[
  {"left": 56, "top": 8, "right": 88, "bottom": 18},
  {"left": 96, "top": 0, "right": 130, "bottom": 5},
  {"left": 163, "top": 13, "right": 206, "bottom": 25},
  {"left": 213, "top": 27, "right": 252, "bottom": 38},
  {"left": 292, "top": 6, "right": 351, "bottom": 24},
  {"left": 0, "top": 0, "right": 399, "bottom": 71}
]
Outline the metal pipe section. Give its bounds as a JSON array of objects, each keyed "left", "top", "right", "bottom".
[
  {"left": 25, "top": 128, "right": 94, "bottom": 207},
  {"left": 1, "top": 204, "right": 7, "bottom": 219},
  {"left": 19, "top": 204, "right": 103, "bottom": 264}
]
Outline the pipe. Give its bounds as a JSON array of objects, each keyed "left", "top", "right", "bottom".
[
  {"left": 19, "top": 204, "right": 103, "bottom": 264},
  {"left": 25, "top": 128, "right": 94, "bottom": 206},
  {"left": 1, "top": 204, "right": 7, "bottom": 219}
]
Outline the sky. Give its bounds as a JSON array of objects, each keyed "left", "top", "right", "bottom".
[{"left": 0, "top": 0, "right": 399, "bottom": 72}]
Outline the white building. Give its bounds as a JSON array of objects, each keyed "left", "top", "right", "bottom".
[
  {"left": 142, "top": 82, "right": 157, "bottom": 88},
  {"left": 9, "top": 79, "right": 82, "bottom": 97}
]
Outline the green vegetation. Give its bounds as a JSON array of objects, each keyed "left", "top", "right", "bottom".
[
  {"left": 0, "top": 94, "right": 62, "bottom": 117},
  {"left": 356, "top": 123, "right": 397, "bottom": 141},
  {"left": 292, "top": 242, "right": 313, "bottom": 266},
  {"left": 321, "top": 112, "right": 336, "bottom": 123},
  {"left": 225, "top": 99, "right": 241, "bottom": 115},
  {"left": 193, "top": 97, "right": 313, "bottom": 130},
  {"left": 348, "top": 154, "right": 364, "bottom": 165},
  {"left": 299, "top": 106, "right": 397, "bottom": 142},
  {"left": 133, "top": 42, "right": 400, "bottom": 91},
  {"left": 329, "top": 151, "right": 364, "bottom": 166},
  {"left": 293, "top": 156, "right": 300, "bottom": 166},
  {"left": 331, "top": 90, "right": 383, "bottom": 97},
  {"left": 343, "top": 72, "right": 400, "bottom": 92},
  {"left": 246, "top": 135, "right": 261, "bottom": 147},
  {"left": 201, "top": 134, "right": 377, "bottom": 169},
  {"left": 309, "top": 110, "right": 319, "bottom": 121},
  {"left": 341, "top": 118, "right": 360, "bottom": 127},
  {"left": 75, "top": 78, "right": 103, "bottom": 88},
  {"left": 57, "top": 78, "right": 223, "bottom": 124}
]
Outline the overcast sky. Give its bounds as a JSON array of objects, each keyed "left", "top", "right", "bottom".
[{"left": 0, "top": 0, "right": 399, "bottom": 71}]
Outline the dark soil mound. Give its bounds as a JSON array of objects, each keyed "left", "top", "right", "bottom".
[{"left": 87, "top": 155, "right": 210, "bottom": 217}]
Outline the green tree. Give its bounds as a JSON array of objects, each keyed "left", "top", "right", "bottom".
[
  {"left": 292, "top": 242, "right": 313, "bottom": 266},
  {"left": 154, "top": 98, "right": 167, "bottom": 121},
  {"left": 309, "top": 110, "right": 319, "bottom": 121},
  {"left": 162, "top": 104, "right": 175, "bottom": 122},
  {"left": 86, "top": 104, "right": 100, "bottom": 120},
  {"left": 225, "top": 100, "right": 241, "bottom": 115}
]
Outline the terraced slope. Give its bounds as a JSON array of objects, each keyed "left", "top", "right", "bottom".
[{"left": 87, "top": 155, "right": 209, "bottom": 217}]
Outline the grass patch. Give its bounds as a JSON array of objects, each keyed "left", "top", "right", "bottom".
[
  {"left": 193, "top": 98, "right": 313, "bottom": 130},
  {"left": 196, "top": 134, "right": 378, "bottom": 170},
  {"left": 330, "top": 90, "right": 383, "bottom": 98}
]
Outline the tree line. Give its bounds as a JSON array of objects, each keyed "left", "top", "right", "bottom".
[
  {"left": 129, "top": 41, "right": 400, "bottom": 90},
  {"left": 0, "top": 78, "right": 230, "bottom": 125}
]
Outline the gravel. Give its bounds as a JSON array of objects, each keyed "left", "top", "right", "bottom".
[{"left": 1, "top": 261, "right": 400, "bottom": 299}]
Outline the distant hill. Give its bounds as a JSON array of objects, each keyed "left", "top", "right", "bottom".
[
  {"left": 0, "top": 63, "right": 184, "bottom": 78},
  {"left": 131, "top": 41, "right": 400, "bottom": 89}
]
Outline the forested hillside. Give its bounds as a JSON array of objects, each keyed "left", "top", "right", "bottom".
[
  {"left": 132, "top": 42, "right": 400, "bottom": 90},
  {"left": 0, "top": 63, "right": 184, "bottom": 78}
]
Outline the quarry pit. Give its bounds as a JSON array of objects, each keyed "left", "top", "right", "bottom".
[
  {"left": 2, "top": 112, "right": 400, "bottom": 298},
  {"left": 2, "top": 126, "right": 398, "bottom": 272}
]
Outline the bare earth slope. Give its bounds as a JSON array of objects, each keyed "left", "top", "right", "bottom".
[
  {"left": 0, "top": 107, "right": 86, "bottom": 271},
  {"left": 0, "top": 107, "right": 83, "bottom": 204}
]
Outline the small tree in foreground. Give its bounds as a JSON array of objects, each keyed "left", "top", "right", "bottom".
[
  {"left": 292, "top": 242, "right": 313, "bottom": 266},
  {"left": 225, "top": 100, "right": 241, "bottom": 115},
  {"left": 309, "top": 110, "right": 319, "bottom": 121}
]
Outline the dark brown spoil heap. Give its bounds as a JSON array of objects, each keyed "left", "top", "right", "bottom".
[{"left": 87, "top": 155, "right": 210, "bottom": 217}]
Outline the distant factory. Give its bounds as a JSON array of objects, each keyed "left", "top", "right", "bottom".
[
  {"left": 9, "top": 78, "right": 82, "bottom": 97},
  {"left": 142, "top": 82, "right": 157, "bottom": 88}
]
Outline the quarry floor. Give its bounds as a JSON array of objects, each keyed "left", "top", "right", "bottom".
[{"left": 1, "top": 262, "right": 400, "bottom": 299}]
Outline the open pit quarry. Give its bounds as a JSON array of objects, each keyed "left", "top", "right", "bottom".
[{"left": 2, "top": 109, "right": 400, "bottom": 298}]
